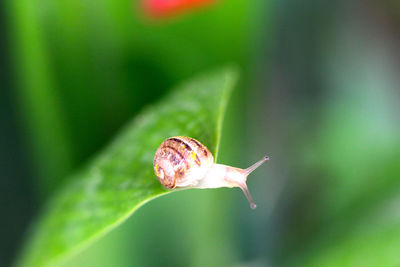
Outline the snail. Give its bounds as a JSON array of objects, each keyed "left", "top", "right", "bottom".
[{"left": 153, "top": 136, "right": 269, "bottom": 209}]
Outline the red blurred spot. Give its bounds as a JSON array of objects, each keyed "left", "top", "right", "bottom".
[{"left": 142, "top": 0, "right": 216, "bottom": 18}]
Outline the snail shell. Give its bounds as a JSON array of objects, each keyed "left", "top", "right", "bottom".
[
  {"left": 153, "top": 136, "right": 213, "bottom": 189},
  {"left": 153, "top": 136, "right": 269, "bottom": 209}
]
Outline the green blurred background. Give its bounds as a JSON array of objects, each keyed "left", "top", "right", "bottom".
[{"left": 2, "top": 0, "right": 400, "bottom": 266}]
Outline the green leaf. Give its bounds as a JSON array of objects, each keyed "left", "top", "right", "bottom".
[{"left": 17, "top": 67, "right": 238, "bottom": 267}]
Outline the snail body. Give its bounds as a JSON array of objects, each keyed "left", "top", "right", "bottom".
[{"left": 153, "top": 136, "right": 269, "bottom": 209}]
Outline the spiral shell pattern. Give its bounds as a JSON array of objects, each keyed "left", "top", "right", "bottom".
[{"left": 153, "top": 136, "right": 214, "bottom": 189}]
